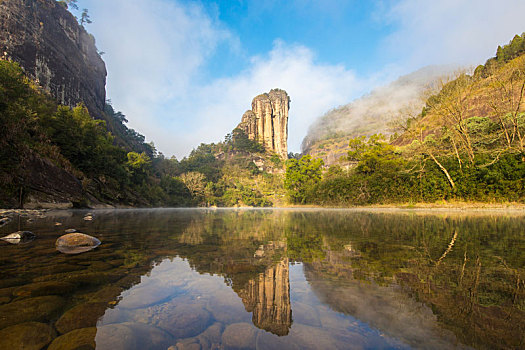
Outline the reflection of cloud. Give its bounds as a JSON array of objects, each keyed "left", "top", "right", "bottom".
[{"left": 304, "top": 261, "right": 464, "bottom": 349}]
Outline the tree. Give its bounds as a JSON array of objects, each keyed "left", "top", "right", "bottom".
[
  {"left": 284, "top": 155, "right": 324, "bottom": 204},
  {"left": 180, "top": 172, "right": 206, "bottom": 202},
  {"left": 80, "top": 9, "right": 92, "bottom": 26},
  {"left": 57, "top": 0, "right": 78, "bottom": 10},
  {"left": 126, "top": 152, "right": 151, "bottom": 184},
  {"left": 487, "top": 56, "right": 525, "bottom": 152}
]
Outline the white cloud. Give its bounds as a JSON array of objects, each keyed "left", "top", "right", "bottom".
[
  {"left": 79, "top": 0, "right": 363, "bottom": 158},
  {"left": 187, "top": 41, "right": 362, "bottom": 157},
  {"left": 380, "top": 0, "right": 525, "bottom": 69}
]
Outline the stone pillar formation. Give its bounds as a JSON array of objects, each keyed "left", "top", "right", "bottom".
[{"left": 237, "top": 89, "right": 290, "bottom": 159}]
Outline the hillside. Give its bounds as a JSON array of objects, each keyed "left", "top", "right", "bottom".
[
  {"left": 302, "top": 65, "right": 457, "bottom": 166},
  {"left": 285, "top": 34, "right": 525, "bottom": 205}
]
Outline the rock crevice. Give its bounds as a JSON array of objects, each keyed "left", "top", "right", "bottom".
[{"left": 237, "top": 89, "right": 290, "bottom": 159}]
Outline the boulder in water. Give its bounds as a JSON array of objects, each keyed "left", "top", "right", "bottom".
[
  {"left": 1, "top": 231, "right": 36, "bottom": 244},
  {"left": 55, "top": 233, "right": 101, "bottom": 254}
]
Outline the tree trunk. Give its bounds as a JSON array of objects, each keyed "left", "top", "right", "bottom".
[{"left": 429, "top": 152, "right": 456, "bottom": 189}]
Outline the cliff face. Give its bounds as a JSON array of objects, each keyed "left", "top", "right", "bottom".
[
  {"left": 0, "top": 0, "right": 107, "bottom": 117},
  {"left": 238, "top": 89, "right": 290, "bottom": 159}
]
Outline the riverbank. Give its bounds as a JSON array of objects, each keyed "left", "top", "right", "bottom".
[{"left": 276, "top": 201, "right": 525, "bottom": 210}]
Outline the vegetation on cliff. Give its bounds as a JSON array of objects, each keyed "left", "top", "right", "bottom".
[
  {"left": 287, "top": 35, "right": 525, "bottom": 205},
  {"left": 0, "top": 61, "right": 282, "bottom": 208}
]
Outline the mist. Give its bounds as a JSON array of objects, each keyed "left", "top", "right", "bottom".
[
  {"left": 75, "top": 0, "right": 525, "bottom": 158},
  {"left": 301, "top": 65, "right": 458, "bottom": 152}
]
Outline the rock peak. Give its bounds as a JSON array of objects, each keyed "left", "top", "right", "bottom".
[{"left": 238, "top": 89, "right": 290, "bottom": 159}]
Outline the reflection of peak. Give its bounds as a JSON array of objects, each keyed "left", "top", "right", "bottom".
[{"left": 238, "top": 258, "right": 292, "bottom": 336}]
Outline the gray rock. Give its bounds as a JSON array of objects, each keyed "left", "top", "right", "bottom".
[{"left": 64, "top": 228, "right": 77, "bottom": 233}]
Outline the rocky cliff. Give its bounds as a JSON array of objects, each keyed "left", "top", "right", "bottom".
[
  {"left": 0, "top": 0, "right": 107, "bottom": 118},
  {"left": 237, "top": 89, "right": 290, "bottom": 159}
]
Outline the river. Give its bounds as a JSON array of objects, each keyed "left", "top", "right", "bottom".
[{"left": 0, "top": 208, "right": 523, "bottom": 349}]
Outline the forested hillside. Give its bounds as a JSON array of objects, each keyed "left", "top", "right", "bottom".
[
  {"left": 0, "top": 60, "right": 283, "bottom": 208},
  {"left": 285, "top": 34, "right": 525, "bottom": 205}
]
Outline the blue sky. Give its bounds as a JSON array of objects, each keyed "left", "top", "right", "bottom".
[{"left": 73, "top": 0, "right": 525, "bottom": 158}]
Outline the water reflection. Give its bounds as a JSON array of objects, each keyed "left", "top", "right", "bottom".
[{"left": 0, "top": 209, "right": 523, "bottom": 349}]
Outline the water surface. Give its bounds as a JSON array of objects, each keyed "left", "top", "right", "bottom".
[{"left": 0, "top": 208, "right": 523, "bottom": 349}]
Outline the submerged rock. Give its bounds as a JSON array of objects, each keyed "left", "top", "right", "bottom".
[
  {"left": 153, "top": 304, "right": 212, "bottom": 339},
  {"left": 221, "top": 322, "right": 258, "bottom": 350},
  {"left": 0, "top": 231, "right": 35, "bottom": 244},
  {"left": 95, "top": 322, "right": 174, "bottom": 350},
  {"left": 0, "top": 295, "right": 65, "bottom": 329},
  {"left": 0, "top": 322, "right": 55, "bottom": 350},
  {"left": 55, "top": 233, "right": 100, "bottom": 254},
  {"left": 64, "top": 228, "right": 77, "bottom": 233},
  {"left": 55, "top": 302, "right": 108, "bottom": 334},
  {"left": 83, "top": 215, "right": 93, "bottom": 221},
  {"left": 13, "top": 281, "right": 75, "bottom": 298},
  {"left": 47, "top": 327, "right": 96, "bottom": 350}
]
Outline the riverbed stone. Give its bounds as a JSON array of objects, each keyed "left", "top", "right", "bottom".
[
  {"left": 94, "top": 322, "right": 174, "bottom": 350},
  {"left": 0, "top": 295, "right": 65, "bottom": 329},
  {"left": 221, "top": 322, "right": 258, "bottom": 350},
  {"left": 292, "top": 301, "right": 321, "bottom": 327},
  {"left": 34, "top": 271, "right": 122, "bottom": 286},
  {"left": 30, "top": 263, "right": 86, "bottom": 276},
  {"left": 154, "top": 304, "right": 212, "bottom": 339},
  {"left": 0, "top": 322, "right": 55, "bottom": 350},
  {"left": 190, "top": 322, "right": 223, "bottom": 349},
  {"left": 55, "top": 233, "right": 100, "bottom": 255},
  {"left": 0, "top": 277, "right": 26, "bottom": 289},
  {"left": 55, "top": 302, "right": 108, "bottom": 334},
  {"left": 13, "top": 281, "right": 75, "bottom": 298},
  {"left": 206, "top": 293, "right": 250, "bottom": 324},
  {"left": 118, "top": 285, "right": 177, "bottom": 309},
  {"left": 47, "top": 327, "right": 96, "bottom": 350},
  {"left": 89, "top": 285, "right": 124, "bottom": 303},
  {"left": 256, "top": 330, "right": 300, "bottom": 350}
]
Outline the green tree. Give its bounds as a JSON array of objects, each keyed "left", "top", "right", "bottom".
[
  {"left": 80, "top": 8, "right": 92, "bottom": 26},
  {"left": 284, "top": 155, "right": 324, "bottom": 204},
  {"left": 126, "top": 152, "right": 151, "bottom": 184},
  {"left": 57, "top": 0, "right": 78, "bottom": 10}
]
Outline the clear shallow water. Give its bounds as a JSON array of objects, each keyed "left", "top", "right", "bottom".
[{"left": 0, "top": 208, "right": 523, "bottom": 349}]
